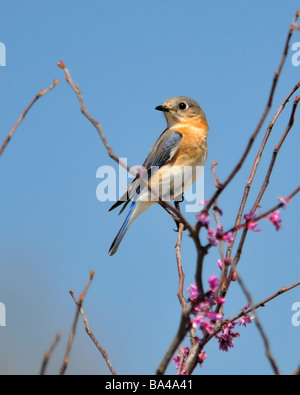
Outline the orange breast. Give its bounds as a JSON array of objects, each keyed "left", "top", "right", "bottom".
[{"left": 171, "top": 124, "right": 208, "bottom": 167}]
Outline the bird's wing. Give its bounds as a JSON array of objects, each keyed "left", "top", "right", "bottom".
[
  {"left": 109, "top": 129, "right": 183, "bottom": 213},
  {"left": 143, "top": 129, "right": 183, "bottom": 171}
]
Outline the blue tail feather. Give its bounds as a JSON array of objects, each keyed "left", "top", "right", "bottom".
[{"left": 109, "top": 202, "right": 136, "bottom": 256}]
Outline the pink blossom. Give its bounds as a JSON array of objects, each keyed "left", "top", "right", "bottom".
[
  {"left": 208, "top": 275, "right": 219, "bottom": 294},
  {"left": 207, "top": 227, "right": 219, "bottom": 246},
  {"left": 247, "top": 221, "right": 260, "bottom": 232},
  {"left": 192, "top": 314, "right": 204, "bottom": 329},
  {"left": 172, "top": 346, "right": 190, "bottom": 374},
  {"left": 198, "top": 350, "right": 207, "bottom": 367},
  {"left": 187, "top": 284, "right": 200, "bottom": 302},
  {"left": 196, "top": 211, "right": 210, "bottom": 226},
  {"left": 216, "top": 322, "right": 240, "bottom": 352},
  {"left": 238, "top": 314, "right": 252, "bottom": 327},
  {"left": 200, "top": 320, "right": 216, "bottom": 335},
  {"left": 269, "top": 210, "right": 282, "bottom": 231},
  {"left": 206, "top": 311, "right": 223, "bottom": 321},
  {"left": 218, "top": 258, "right": 232, "bottom": 269},
  {"left": 224, "top": 257, "right": 232, "bottom": 266},
  {"left": 244, "top": 211, "right": 255, "bottom": 221},
  {"left": 244, "top": 211, "right": 261, "bottom": 232},
  {"left": 217, "top": 259, "right": 223, "bottom": 270},
  {"left": 222, "top": 231, "right": 235, "bottom": 243}
]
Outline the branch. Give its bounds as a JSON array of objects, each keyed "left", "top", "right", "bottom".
[
  {"left": 236, "top": 275, "right": 280, "bottom": 375},
  {"left": 223, "top": 95, "right": 299, "bottom": 289},
  {"left": 184, "top": 279, "right": 300, "bottom": 374},
  {"left": 228, "top": 280, "right": 300, "bottom": 324},
  {"left": 40, "top": 333, "right": 61, "bottom": 375},
  {"left": 70, "top": 291, "right": 117, "bottom": 375},
  {"left": 156, "top": 304, "right": 193, "bottom": 375},
  {"left": 225, "top": 85, "right": 300, "bottom": 264},
  {"left": 196, "top": 11, "right": 299, "bottom": 222},
  {"left": 0, "top": 80, "right": 58, "bottom": 157},
  {"left": 241, "top": 185, "right": 300, "bottom": 227},
  {"left": 59, "top": 270, "right": 94, "bottom": 375},
  {"left": 253, "top": 96, "right": 300, "bottom": 210},
  {"left": 158, "top": 151, "right": 300, "bottom": 376},
  {"left": 175, "top": 223, "right": 186, "bottom": 309}
]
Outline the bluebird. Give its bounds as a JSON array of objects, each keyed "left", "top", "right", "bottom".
[{"left": 108, "top": 96, "right": 209, "bottom": 256}]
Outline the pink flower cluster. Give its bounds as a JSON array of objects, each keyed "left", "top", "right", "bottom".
[
  {"left": 196, "top": 209, "right": 235, "bottom": 246},
  {"left": 188, "top": 277, "right": 225, "bottom": 337},
  {"left": 244, "top": 208, "right": 283, "bottom": 232},
  {"left": 172, "top": 347, "right": 207, "bottom": 375},
  {"left": 244, "top": 211, "right": 260, "bottom": 232},
  {"left": 173, "top": 280, "right": 253, "bottom": 372},
  {"left": 216, "top": 313, "right": 252, "bottom": 352},
  {"left": 269, "top": 210, "right": 282, "bottom": 231},
  {"left": 216, "top": 322, "right": 240, "bottom": 352},
  {"left": 172, "top": 347, "right": 190, "bottom": 375}
]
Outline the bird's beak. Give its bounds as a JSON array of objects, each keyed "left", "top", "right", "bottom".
[{"left": 155, "top": 105, "right": 169, "bottom": 112}]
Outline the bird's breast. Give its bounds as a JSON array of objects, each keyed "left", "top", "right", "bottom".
[{"left": 172, "top": 125, "right": 208, "bottom": 167}]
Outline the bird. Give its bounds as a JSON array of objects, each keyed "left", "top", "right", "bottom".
[{"left": 108, "top": 96, "right": 209, "bottom": 256}]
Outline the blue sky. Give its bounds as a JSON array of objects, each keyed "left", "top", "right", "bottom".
[{"left": 0, "top": 1, "right": 299, "bottom": 375}]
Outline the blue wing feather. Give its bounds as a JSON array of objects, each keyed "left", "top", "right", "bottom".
[
  {"left": 144, "top": 129, "right": 182, "bottom": 173},
  {"left": 109, "top": 129, "right": 182, "bottom": 213}
]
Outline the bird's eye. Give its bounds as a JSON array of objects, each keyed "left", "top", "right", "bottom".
[{"left": 179, "top": 102, "right": 187, "bottom": 110}]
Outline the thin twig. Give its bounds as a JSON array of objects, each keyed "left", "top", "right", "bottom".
[
  {"left": 70, "top": 291, "right": 117, "bottom": 375},
  {"left": 253, "top": 96, "right": 300, "bottom": 211},
  {"left": 175, "top": 223, "right": 186, "bottom": 309},
  {"left": 0, "top": 80, "right": 58, "bottom": 157},
  {"left": 236, "top": 275, "right": 280, "bottom": 375},
  {"left": 242, "top": 185, "right": 300, "bottom": 226},
  {"left": 40, "top": 333, "right": 61, "bottom": 375},
  {"left": 211, "top": 162, "right": 228, "bottom": 300},
  {"left": 59, "top": 270, "right": 95, "bottom": 375},
  {"left": 225, "top": 84, "right": 300, "bottom": 265},
  {"left": 227, "top": 280, "right": 300, "bottom": 326},
  {"left": 156, "top": 303, "right": 193, "bottom": 375},
  {"left": 217, "top": 185, "right": 300, "bottom": 250},
  {"left": 195, "top": 11, "right": 299, "bottom": 225},
  {"left": 227, "top": 98, "right": 300, "bottom": 280}
]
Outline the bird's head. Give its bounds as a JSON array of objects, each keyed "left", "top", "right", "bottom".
[{"left": 155, "top": 96, "right": 207, "bottom": 128}]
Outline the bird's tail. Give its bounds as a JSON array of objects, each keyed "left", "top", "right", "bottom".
[{"left": 108, "top": 202, "right": 136, "bottom": 256}]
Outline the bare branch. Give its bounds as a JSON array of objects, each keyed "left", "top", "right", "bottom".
[
  {"left": 59, "top": 270, "right": 94, "bottom": 375},
  {"left": 40, "top": 333, "right": 61, "bottom": 375},
  {"left": 227, "top": 280, "right": 300, "bottom": 325},
  {"left": 156, "top": 304, "right": 193, "bottom": 375},
  {"left": 0, "top": 80, "right": 58, "bottom": 157},
  {"left": 70, "top": 291, "right": 117, "bottom": 375},
  {"left": 175, "top": 223, "right": 186, "bottom": 309},
  {"left": 253, "top": 96, "right": 300, "bottom": 210},
  {"left": 236, "top": 275, "right": 280, "bottom": 375},
  {"left": 196, "top": 11, "right": 299, "bottom": 221},
  {"left": 225, "top": 85, "right": 300, "bottom": 266}
]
